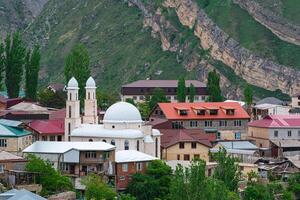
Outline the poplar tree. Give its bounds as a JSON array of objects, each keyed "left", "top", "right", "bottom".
[
  {"left": 64, "top": 43, "right": 90, "bottom": 101},
  {"left": 0, "top": 39, "right": 4, "bottom": 90},
  {"left": 244, "top": 85, "right": 253, "bottom": 107},
  {"left": 4, "top": 32, "right": 26, "bottom": 98},
  {"left": 25, "top": 45, "right": 40, "bottom": 101},
  {"left": 177, "top": 77, "right": 186, "bottom": 102},
  {"left": 188, "top": 83, "right": 196, "bottom": 102},
  {"left": 207, "top": 70, "right": 223, "bottom": 102},
  {"left": 149, "top": 88, "right": 168, "bottom": 110}
]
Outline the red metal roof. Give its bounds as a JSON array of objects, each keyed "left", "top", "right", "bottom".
[
  {"left": 248, "top": 115, "right": 300, "bottom": 128},
  {"left": 49, "top": 108, "right": 66, "bottom": 120},
  {"left": 28, "top": 119, "right": 64, "bottom": 135},
  {"left": 160, "top": 129, "right": 213, "bottom": 148},
  {"left": 158, "top": 102, "right": 250, "bottom": 120}
]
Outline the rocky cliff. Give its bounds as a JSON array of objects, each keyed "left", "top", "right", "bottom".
[{"left": 233, "top": 0, "right": 300, "bottom": 46}]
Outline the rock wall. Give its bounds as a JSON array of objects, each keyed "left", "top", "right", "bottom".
[
  {"left": 233, "top": 0, "right": 300, "bottom": 46},
  {"left": 163, "top": 0, "right": 300, "bottom": 95}
]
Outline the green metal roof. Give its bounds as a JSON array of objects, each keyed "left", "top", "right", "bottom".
[{"left": 0, "top": 124, "right": 31, "bottom": 137}]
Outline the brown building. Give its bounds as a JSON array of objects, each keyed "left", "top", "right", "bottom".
[
  {"left": 115, "top": 150, "right": 157, "bottom": 191},
  {"left": 0, "top": 151, "right": 27, "bottom": 178},
  {"left": 121, "top": 80, "right": 208, "bottom": 103},
  {"left": 0, "top": 96, "right": 23, "bottom": 111}
]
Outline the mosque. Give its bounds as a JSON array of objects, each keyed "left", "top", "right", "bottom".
[{"left": 65, "top": 77, "right": 161, "bottom": 158}]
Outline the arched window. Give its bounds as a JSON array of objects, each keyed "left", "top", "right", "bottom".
[
  {"left": 68, "top": 123, "right": 71, "bottom": 135},
  {"left": 88, "top": 92, "right": 90, "bottom": 100},
  {"left": 112, "top": 125, "right": 115, "bottom": 129},
  {"left": 155, "top": 138, "right": 158, "bottom": 157},
  {"left": 89, "top": 139, "right": 93, "bottom": 142},
  {"left": 76, "top": 93, "right": 78, "bottom": 100},
  {"left": 137, "top": 140, "right": 140, "bottom": 151},
  {"left": 102, "top": 139, "right": 107, "bottom": 143},
  {"left": 69, "top": 93, "right": 72, "bottom": 101},
  {"left": 68, "top": 106, "right": 71, "bottom": 118},
  {"left": 124, "top": 140, "right": 129, "bottom": 150},
  {"left": 111, "top": 139, "right": 115, "bottom": 146}
]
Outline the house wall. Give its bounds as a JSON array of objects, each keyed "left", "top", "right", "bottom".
[
  {"left": 248, "top": 126, "right": 270, "bottom": 148},
  {"left": 162, "top": 142, "right": 210, "bottom": 162},
  {"left": 0, "top": 135, "right": 32, "bottom": 155},
  {"left": 121, "top": 95, "right": 207, "bottom": 103},
  {"left": 268, "top": 128, "right": 300, "bottom": 140},
  {"left": 291, "top": 96, "right": 300, "bottom": 108}
]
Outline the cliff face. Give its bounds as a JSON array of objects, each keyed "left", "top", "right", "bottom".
[
  {"left": 233, "top": 0, "right": 300, "bottom": 46},
  {"left": 162, "top": 0, "right": 300, "bottom": 95}
]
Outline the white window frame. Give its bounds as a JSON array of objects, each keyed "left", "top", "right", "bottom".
[
  {"left": 122, "top": 163, "right": 128, "bottom": 172},
  {"left": 0, "top": 164, "right": 4, "bottom": 173},
  {"left": 136, "top": 163, "right": 143, "bottom": 171}
]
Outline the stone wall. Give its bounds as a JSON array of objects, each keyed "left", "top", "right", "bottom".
[{"left": 233, "top": 0, "right": 300, "bottom": 46}]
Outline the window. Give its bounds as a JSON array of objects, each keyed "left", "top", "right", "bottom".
[
  {"left": 85, "top": 151, "right": 96, "bottom": 159},
  {"left": 137, "top": 140, "right": 140, "bottom": 151},
  {"left": 119, "top": 176, "right": 125, "bottom": 181},
  {"left": 57, "top": 136, "right": 62, "bottom": 141},
  {"left": 196, "top": 110, "right": 205, "bottom": 115},
  {"left": 172, "top": 121, "right": 183, "bottom": 129},
  {"left": 226, "top": 109, "right": 235, "bottom": 115},
  {"left": 140, "top": 96, "right": 145, "bottom": 100},
  {"left": 190, "top": 121, "right": 198, "bottom": 127},
  {"left": 209, "top": 109, "right": 218, "bottom": 115},
  {"left": 76, "top": 93, "right": 78, "bottom": 100},
  {"left": 133, "top": 96, "right": 137, "bottom": 100},
  {"left": 0, "top": 164, "right": 4, "bottom": 173},
  {"left": 102, "top": 139, "right": 107, "bottom": 143},
  {"left": 204, "top": 121, "right": 212, "bottom": 127},
  {"left": 194, "top": 154, "right": 200, "bottom": 159},
  {"left": 112, "top": 125, "right": 115, "bottom": 129},
  {"left": 68, "top": 106, "right": 71, "bottom": 118},
  {"left": 136, "top": 163, "right": 143, "bottom": 171},
  {"left": 274, "top": 130, "right": 278, "bottom": 137},
  {"left": 88, "top": 92, "right": 90, "bottom": 100},
  {"left": 179, "top": 110, "right": 188, "bottom": 116},
  {"left": 122, "top": 164, "right": 128, "bottom": 172},
  {"left": 124, "top": 140, "right": 129, "bottom": 150},
  {"left": 50, "top": 136, "right": 55, "bottom": 141},
  {"left": 288, "top": 130, "right": 292, "bottom": 137},
  {"left": 177, "top": 154, "right": 180, "bottom": 160},
  {"left": 111, "top": 139, "right": 115, "bottom": 145},
  {"left": 0, "top": 139, "right": 7, "bottom": 147},
  {"left": 298, "top": 131, "right": 300, "bottom": 137},
  {"left": 191, "top": 142, "right": 197, "bottom": 149},
  {"left": 234, "top": 120, "right": 242, "bottom": 127},
  {"left": 179, "top": 142, "right": 185, "bottom": 149},
  {"left": 194, "top": 96, "right": 199, "bottom": 101},
  {"left": 217, "top": 132, "right": 221, "bottom": 140},
  {"left": 89, "top": 139, "right": 93, "bottom": 142},
  {"left": 184, "top": 154, "right": 190, "bottom": 161},
  {"left": 155, "top": 138, "right": 158, "bottom": 157},
  {"left": 219, "top": 120, "right": 227, "bottom": 127},
  {"left": 42, "top": 136, "right": 47, "bottom": 141},
  {"left": 68, "top": 123, "right": 71, "bottom": 135},
  {"left": 235, "top": 132, "right": 241, "bottom": 140}
]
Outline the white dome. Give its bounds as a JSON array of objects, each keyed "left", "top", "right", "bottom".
[
  {"left": 103, "top": 102, "right": 142, "bottom": 123},
  {"left": 86, "top": 76, "right": 96, "bottom": 88},
  {"left": 67, "top": 77, "right": 78, "bottom": 89}
]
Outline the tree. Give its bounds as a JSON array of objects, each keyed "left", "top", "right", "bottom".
[
  {"left": 177, "top": 77, "right": 186, "bottom": 102},
  {"left": 96, "top": 89, "right": 118, "bottom": 110},
  {"left": 137, "top": 102, "right": 151, "bottom": 119},
  {"left": 125, "top": 98, "right": 136, "bottom": 106},
  {"left": 120, "top": 194, "right": 136, "bottom": 200},
  {"left": 25, "top": 45, "right": 40, "bottom": 101},
  {"left": 244, "top": 85, "right": 253, "bottom": 107},
  {"left": 0, "top": 38, "right": 4, "bottom": 90},
  {"left": 212, "top": 147, "right": 241, "bottom": 192},
  {"left": 38, "top": 89, "right": 66, "bottom": 109},
  {"left": 81, "top": 174, "right": 116, "bottom": 200},
  {"left": 244, "top": 184, "right": 274, "bottom": 200},
  {"left": 64, "top": 43, "right": 90, "bottom": 101},
  {"left": 4, "top": 32, "right": 26, "bottom": 98},
  {"left": 207, "top": 70, "right": 223, "bottom": 102},
  {"left": 149, "top": 88, "right": 168, "bottom": 110},
  {"left": 188, "top": 83, "right": 196, "bottom": 102},
  {"left": 25, "top": 154, "right": 73, "bottom": 196}
]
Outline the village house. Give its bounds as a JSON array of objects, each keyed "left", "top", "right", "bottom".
[
  {"left": 47, "top": 83, "right": 66, "bottom": 93},
  {"left": 115, "top": 150, "right": 157, "bottom": 191},
  {"left": 248, "top": 115, "right": 300, "bottom": 157},
  {"left": 121, "top": 80, "right": 208, "bottom": 103},
  {"left": 0, "top": 119, "right": 32, "bottom": 155},
  {"left": 0, "top": 151, "right": 27, "bottom": 179},
  {"left": 27, "top": 119, "right": 64, "bottom": 142},
  {"left": 66, "top": 77, "right": 161, "bottom": 158},
  {"left": 149, "top": 102, "right": 250, "bottom": 140},
  {"left": 0, "top": 96, "right": 22, "bottom": 111},
  {"left": 160, "top": 129, "right": 213, "bottom": 162}
]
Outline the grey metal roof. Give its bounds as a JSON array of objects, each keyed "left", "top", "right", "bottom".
[
  {"left": 122, "top": 80, "right": 206, "bottom": 88},
  {"left": 0, "top": 189, "right": 46, "bottom": 200},
  {"left": 218, "top": 141, "right": 258, "bottom": 150},
  {"left": 256, "top": 97, "right": 284, "bottom": 105}
]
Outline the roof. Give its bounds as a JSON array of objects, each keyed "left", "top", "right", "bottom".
[
  {"left": 67, "top": 77, "right": 79, "bottom": 89},
  {"left": 28, "top": 120, "right": 64, "bottom": 135},
  {"left": 224, "top": 100, "right": 245, "bottom": 107},
  {"left": 253, "top": 103, "right": 287, "bottom": 110},
  {"left": 103, "top": 102, "right": 142, "bottom": 123},
  {"left": 23, "top": 141, "right": 115, "bottom": 154},
  {"left": 122, "top": 80, "right": 206, "bottom": 88},
  {"left": 160, "top": 129, "right": 213, "bottom": 148},
  {"left": 0, "top": 189, "right": 46, "bottom": 200},
  {"left": 286, "top": 155, "right": 300, "bottom": 169},
  {"left": 270, "top": 139, "right": 300, "bottom": 148},
  {"left": 9, "top": 102, "right": 48, "bottom": 112},
  {"left": 216, "top": 141, "right": 258, "bottom": 150},
  {"left": 0, "top": 124, "right": 31, "bottom": 137},
  {"left": 49, "top": 108, "right": 66, "bottom": 120},
  {"left": 115, "top": 150, "right": 158, "bottom": 163},
  {"left": 47, "top": 83, "right": 65, "bottom": 91},
  {"left": 248, "top": 115, "right": 300, "bottom": 128},
  {"left": 157, "top": 102, "right": 250, "bottom": 120},
  {"left": 86, "top": 76, "right": 96, "bottom": 88},
  {"left": 71, "top": 124, "right": 145, "bottom": 138},
  {"left": 0, "top": 119, "right": 23, "bottom": 127},
  {"left": 256, "top": 97, "right": 284, "bottom": 105},
  {"left": 0, "top": 151, "right": 25, "bottom": 161}
]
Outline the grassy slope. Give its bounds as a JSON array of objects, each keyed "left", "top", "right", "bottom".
[
  {"left": 27, "top": 0, "right": 196, "bottom": 92},
  {"left": 282, "top": 0, "right": 300, "bottom": 25},
  {"left": 199, "top": 0, "right": 300, "bottom": 69}
]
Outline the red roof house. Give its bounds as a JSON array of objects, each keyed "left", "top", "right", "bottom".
[{"left": 27, "top": 119, "right": 64, "bottom": 141}]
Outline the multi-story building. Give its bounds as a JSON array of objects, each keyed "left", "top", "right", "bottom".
[
  {"left": 121, "top": 80, "right": 208, "bottom": 103},
  {"left": 248, "top": 115, "right": 300, "bottom": 157},
  {"left": 149, "top": 102, "right": 250, "bottom": 140},
  {"left": 291, "top": 93, "right": 300, "bottom": 108}
]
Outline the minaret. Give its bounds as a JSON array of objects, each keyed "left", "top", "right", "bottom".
[
  {"left": 83, "top": 76, "right": 98, "bottom": 124},
  {"left": 65, "top": 77, "right": 81, "bottom": 141}
]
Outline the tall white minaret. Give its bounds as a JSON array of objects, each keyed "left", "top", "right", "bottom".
[
  {"left": 65, "top": 77, "right": 81, "bottom": 141},
  {"left": 83, "top": 76, "right": 98, "bottom": 124}
]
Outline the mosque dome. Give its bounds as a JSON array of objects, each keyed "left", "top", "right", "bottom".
[
  {"left": 103, "top": 102, "right": 142, "bottom": 123},
  {"left": 67, "top": 77, "right": 78, "bottom": 89},
  {"left": 86, "top": 76, "right": 96, "bottom": 88}
]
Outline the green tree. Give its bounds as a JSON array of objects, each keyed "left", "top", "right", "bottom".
[
  {"left": 25, "top": 154, "right": 73, "bottom": 196},
  {"left": 177, "top": 77, "right": 186, "bottom": 102},
  {"left": 207, "top": 70, "right": 223, "bottom": 102},
  {"left": 64, "top": 43, "right": 90, "bottom": 101},
  {"left": 96, "top": 89, "right": 118, "bottom": 110},
  {"left": 212, "top": 147, "right": 241, "bottom": 192},
  {"left": 25, "top": 45, "right": 40, "bottom": 101},
  {"left": 120, "top": 193, "right": 136, "bottom": 200},
  {"left": 188, "top": 83, "right": 196, "bottom": 102},
  {"left": 137, "top": 102, "right": 151, "bottom": 119},
  {"left": 287, "top": 173, "right": 300, "bottom": 198},
  {"left": 244, "top": 85, "right": 253, "bottom": 107},
  {"left": 38, "top": 89, "right": 66, "bottom": 109},
  {"left": 0, "top": 38, "right": 4, "bottom": 90},
  {"left": 149, "top": 88, "right": 168, "bottom": 110},
  {"left": 4, "top": 32, "right": 26, "bottom": 98},
  {"left": 244, "top": 184, "right": 274, "bottom": 200},
  {"left": 125, "top": 98, "right": 136, "bottom": 106},
  {"left": 81, "top": 174, "right": 116, "bottom": 200}
]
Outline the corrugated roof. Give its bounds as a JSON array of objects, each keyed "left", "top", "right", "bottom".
[
  {"left": 122, "top": 80, "right": 206, "bottom": 88},
  {"left": 0, "top": 124, "right": 31, "bottom": 137},
  {"left": 158, "top": 102, "right": 250, "bottom": 120},
  {"left": 0, "top": 189, "right": 46, "bottom": 200},
  {"left": 9, "top": 102, "right": 48, "bottom": 112},
  {"left": 0, "top": 151, "right": 25, "bottom": 161},
  {"left": 270, "top": 139, "right": 300, "bottom": 148},
  {"left": 256, "top": 97, "right": 284, "bottom": 105},
  {"left": 28, "top": 120, "right": 64, "bottom": 135},
  {"left": 248, "top": 115, "right": 300, "bottom": 128},
  {"left": 115, "top": 150, "right": 158, "bottom": 163},
  {"left": 217, "top": 141, "right": 258, "bottom": 150},
  {"left": 0, "top": 119, "right": 23, "bottom": 127}
]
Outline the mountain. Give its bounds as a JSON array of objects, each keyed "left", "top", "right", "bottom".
[{"left": 1, "top": 0, "right": 299, "bottom": 100}]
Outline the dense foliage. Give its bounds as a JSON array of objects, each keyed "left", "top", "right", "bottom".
[
  {"left": 188, "top": 83, "right": 196, "bottom": 102},
  {"left": 38, "top": 89, "right": 66, "bottom": 109},
  {"left": 177, "top": 77, "right": 186, "bottom": 102},
  {"left": 244, "top": 85, "right": 253, "bottom": 107},
  {"left": 207, "top": 69, "right": 223, "bottom": 102},
  {"left": 149, "top": 87, "right": 169, "bottom": 110}
]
